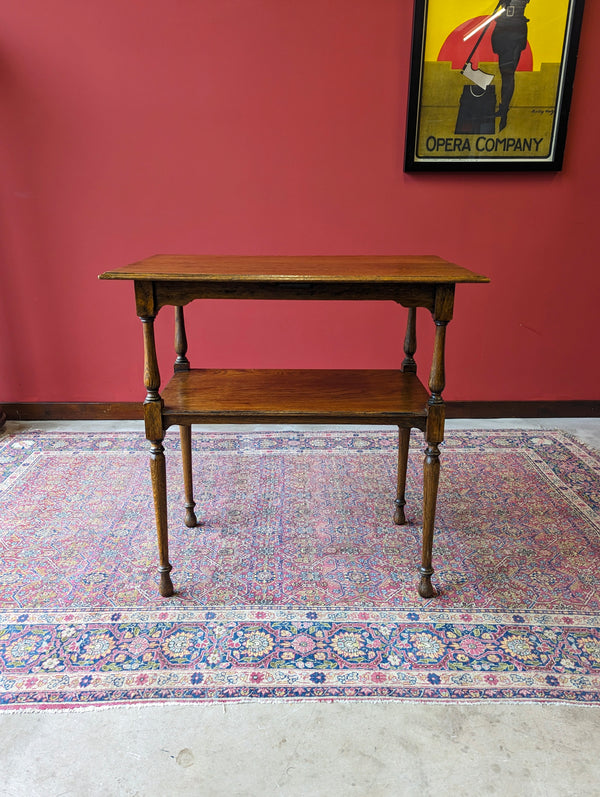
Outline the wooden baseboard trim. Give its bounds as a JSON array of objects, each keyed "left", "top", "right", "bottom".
[
  {"left": 446, "top": 401, "right": 600, "bottom": 419},
  {"left": 2, "top": 400, "right": 599, "bottom": 422},
  {"left": 3, "top": 403, "right": 144, "bottom": 421}
]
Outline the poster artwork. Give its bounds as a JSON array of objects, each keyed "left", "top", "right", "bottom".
[{"left": 405, "top": 0, "right": 585, "bottom": 170}]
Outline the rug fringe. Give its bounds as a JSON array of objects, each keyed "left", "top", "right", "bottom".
[{"left": 2, "top": 696, "right": 600, "bottom": 714}]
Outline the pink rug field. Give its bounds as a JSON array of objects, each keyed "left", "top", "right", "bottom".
[{"left": 0, "top": 428, "right": 599, "bottom": 708}]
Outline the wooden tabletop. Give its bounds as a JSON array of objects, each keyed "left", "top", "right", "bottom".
[{"left": 99, "top": 255, "right": 489, "bottom": 284}]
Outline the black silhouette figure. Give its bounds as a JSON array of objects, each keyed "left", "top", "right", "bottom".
[{"left": 491, "top": 0, "right": 530, "bottom": 130}]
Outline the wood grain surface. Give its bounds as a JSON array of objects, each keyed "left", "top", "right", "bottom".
[
  {"left": 99, "top": 254, "right": 489, "bottom": 283},
  {"left": 161, "top": 369, "right": 429, "bottom": 424}
]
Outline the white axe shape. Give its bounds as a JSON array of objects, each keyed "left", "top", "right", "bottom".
[{"left": 460, "top": 6, "right": 506, "bottom": 90}]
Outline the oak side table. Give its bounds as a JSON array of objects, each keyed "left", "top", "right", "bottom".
[{"left": 99, "top": 255, "right": 489, "bottom": 599}]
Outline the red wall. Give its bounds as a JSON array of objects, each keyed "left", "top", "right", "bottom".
[{"left": 1, "top": 1, "right": 598, "bottom": 404}]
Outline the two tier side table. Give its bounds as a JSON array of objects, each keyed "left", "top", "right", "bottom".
[{"left": 99, "top": 255, "right": 489, "bottom": 599}]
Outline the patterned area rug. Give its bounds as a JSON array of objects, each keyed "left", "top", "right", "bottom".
[{"left": 1, "top": 428, "right": 599, "bottom": 709}]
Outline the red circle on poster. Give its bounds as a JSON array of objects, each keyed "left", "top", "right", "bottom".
[{"left": 438, "top": 17, "right": 533, "bottom": 71}]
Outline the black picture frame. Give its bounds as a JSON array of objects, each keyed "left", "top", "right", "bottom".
[{"left": 404, "top": 0, "right": 585, "bottom": 171}]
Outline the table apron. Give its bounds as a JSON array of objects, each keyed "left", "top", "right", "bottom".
[{"left": 134, "top": 280, "right": 438, "bottom": 314}]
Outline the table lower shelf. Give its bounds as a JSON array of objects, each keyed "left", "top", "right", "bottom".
[{"left": 160, "top": 369, "right": 430, "bottom": 427}]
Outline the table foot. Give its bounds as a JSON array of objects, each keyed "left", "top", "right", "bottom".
[
  {"left": 158, "top": 564, "right": 174, "bottom": 597},
  {"left": 393, "top": 498, "right": 407, "bottom": 525},
  {"left": 184, "top": 504, "right": 199, "bottom": 528},
  {"left": 418, "top": 567, "right": 437, "bottom": 599}
]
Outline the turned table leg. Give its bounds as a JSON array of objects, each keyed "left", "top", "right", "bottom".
[
  {"left": 420, "top": 410, "right": 444, "bottom": 598},
  {"left": 174, "top": 306, "right": 199, "bottom": 529},
  {"left": 394, "top": 427, "right": 410, "bottom": 525},
  {"left": 395, "top": 308, "right": 418, "bottom": 525},
  {"left": 419, "top": 287, "right": 453, "bottom": 599},
  {"left": 401, "top": 307, "right": 417, "bottom": 375},
  {"left": 420, "top": 437, "right": 441, "bottom": 599},
  {"left": 180, "top": 424, "right": 198, "bottom": 528},
  {"left": 174, "top": 305, "right": 190, "bottom": 372},
  {"left": 140, "top": 310, "right": 174, "bottom": 597},
  {"left": 149, "top": 436, "right": 174, "bottom": 597}
]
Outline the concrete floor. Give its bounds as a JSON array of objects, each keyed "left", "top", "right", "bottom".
[{"left": 1, "top": 419, "right": 599, "bottom": 797}]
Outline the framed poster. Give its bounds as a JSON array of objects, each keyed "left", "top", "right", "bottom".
[{"left": 404, "top": 0, "right": 585, "bottom": 171}]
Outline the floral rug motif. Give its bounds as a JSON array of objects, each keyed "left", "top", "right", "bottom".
[{"left": 0, "top": 428, "right": 599, "bottom": 708}]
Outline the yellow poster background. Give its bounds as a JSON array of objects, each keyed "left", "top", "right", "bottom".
[
  {"left": 415, "top": 0, "right": 573, "bottom": 161},
  {"left": 424, "top": 0, "right": 569, "bottom": 69}
]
